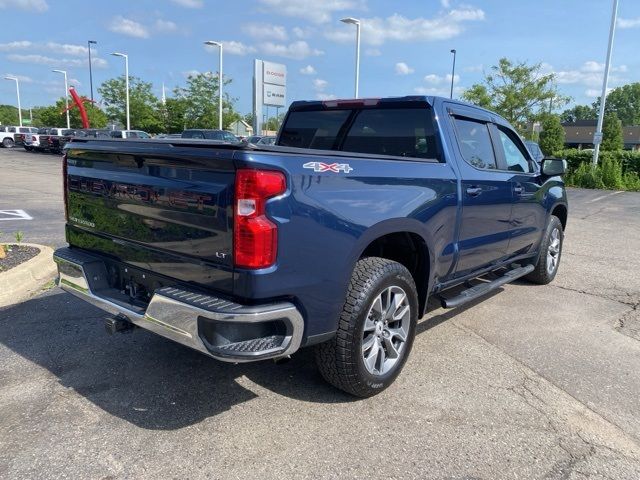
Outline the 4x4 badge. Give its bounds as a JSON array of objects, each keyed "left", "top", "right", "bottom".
[{"left": 303, "top": 161, "right": 353, "bottom": 173}]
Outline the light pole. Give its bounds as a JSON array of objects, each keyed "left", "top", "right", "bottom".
[
  {"left": 88, "top": 40, "right": 97, "bottom": 103},
  {"left": 592, "top": 0, "right": 619, "bottom": 166},
  {"left": 111, "top": 52, "right": 130, "bottom": 130},
  {"left": 52, "top": 69, "right": 70, "bottom": 129},
  {"left": 449, "top": 49, "right": 457, "bottom": 99},
  {"left": 4, "top": 76, "right": 22, "bottom": 126},
  {"left": 340, "top": 17, "right": 361, "bottom": 98},
  {"left": 204, "top": 41, "right": 223, "bottom": 130}
]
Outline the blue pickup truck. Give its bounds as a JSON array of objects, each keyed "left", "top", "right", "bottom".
[{"left": 54, "top": 96, "right": 568, "bottom": 397}]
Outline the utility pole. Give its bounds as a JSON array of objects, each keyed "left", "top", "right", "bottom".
[
  {"left": 450, "top": 49, "right": 457, "bottom": 99},
  {"left": 592, "top": 0, "right": 619, "bottom": 166},
  {"left": 88, "top": 40, "right": 97, "bottom": 103}
]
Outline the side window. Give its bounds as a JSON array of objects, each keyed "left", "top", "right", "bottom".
[
  {"left": 224, "top": 132, "right": 237, "bottom": 142},
  {"left": 453, "top": 118, "right": 497, "bottom": 170},
  {"left": 497, "top": 129, "right": 533, "bottom": 173}
]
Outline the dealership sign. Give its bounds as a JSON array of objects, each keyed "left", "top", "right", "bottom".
[{"left": 253, "top": 59, "right": 288, "bottom": 131}]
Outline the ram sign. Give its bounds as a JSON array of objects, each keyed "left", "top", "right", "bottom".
[
  {"left": 253, "top": 59, "right": 288, "bottom": 131},
  {"left": 264, "top": 83, "right": 286, "bottom": 107}
]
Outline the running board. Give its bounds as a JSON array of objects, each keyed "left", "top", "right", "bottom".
[{"left": 439, "top": 264, "right": 534, "bottom": 309}]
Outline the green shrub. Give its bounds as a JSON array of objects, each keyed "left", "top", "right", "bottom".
[{"left": 565, "top": 157, "right": 640, "bottom": 191}]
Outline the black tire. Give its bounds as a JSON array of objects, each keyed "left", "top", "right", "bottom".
[
  {"left": 525, "top": 215, "right": 564, "bottom": 285},
  {"left": 24, "top": 146, "right": 33, "bottom": 151},
  {"left": 315, "top": 257, "right": 418, "bottom": 398},
  {"left": 2, "top": 138, "right": 14, "bottom": 148}
]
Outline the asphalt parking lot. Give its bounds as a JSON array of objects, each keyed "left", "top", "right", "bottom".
[{"left": 1, "top": 147, "right": 639, "bottom": 479}]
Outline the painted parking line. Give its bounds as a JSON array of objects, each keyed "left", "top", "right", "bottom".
[
  {"left": 586, "top": 191, "right": 624, "bottom": 203},
  {"left": 0, "top": 209, "right": 33, "bottom": 221}
]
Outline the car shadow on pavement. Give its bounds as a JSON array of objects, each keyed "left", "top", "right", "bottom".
[{"left": 0, "top": 289, "right": 355, "bottom": 431}]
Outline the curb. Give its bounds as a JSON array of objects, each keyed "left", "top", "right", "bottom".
[{"left": 0, "top": 243, "right": 57, "bottom": 308}]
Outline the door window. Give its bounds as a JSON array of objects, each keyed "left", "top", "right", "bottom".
[
  {"left": 498, "top": 129, "right": 533, "bottom": 173},
  {"left": 453, "top": 118, "right": 497, "bottom": 170}
]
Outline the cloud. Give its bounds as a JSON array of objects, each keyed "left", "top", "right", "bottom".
[
  {"left": 543, "top": 61, "right": 628, "bottom": 88},
  {"left": 618, "top": 17, "right": 640, "bottom": 29},
  {"left": 414, "top": 86, "right": 463, "bottom": 96},
  {"left": 313, "top": 78, "right": 328, "bottom": 91},
  {"left": 155, "top": 19, "right": 178, "bottom": 33},
  {"left": 316, "top": 93, "right": 337, "bottom": 100},
  {"left": 109, "top": 16, "right": 150, "bottom": 38},
  {"left": 0, "top": 41, "right": 89, "bottom": 56},
  {"left": 3, "top": 73, "right": 33, "bottom": 83},
  {"left": 585, "top": 88, "right": 612, "bottom": 98},
  {"left": 423, "top": 73, "right": 459, "bottom": 85},
  {"left": 243, "top": 23, "right": 288, "bottom": 40},
  {"left": 0, "top": 0, "right": 48, "bottom": 12},
  {"left": 258, "top": 0, "right": 365, "bottom": 24},
  {"left": 292, "top": 26, "right": 313, "bottom": 38},
  {"left": 260, "top": 40, "right": 323, "bottom": 60},
  {"left": 170, "top": 0, "right": 203, "bottom": 7},
  {"left": 464, "top": 64, "right": 483, "bottom": 72},
  {"left": 365, "top": 48, "right": 381, "bottom": 56},
  {"left": 205, "top": 41, "right": 256, "bottom": 56},
  {"left": 395, "top": 62, "right": 414, "bottom": 75},
  {"left": 7, "top": 53, "right": 108, "bottom": 68},
  {"left": 326, "top": 7, "right": 485, "bottom": 45},
  {"left": 299, "top": 65, "right": 317, "bottom": 75}
]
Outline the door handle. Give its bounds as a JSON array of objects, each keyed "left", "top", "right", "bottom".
[
  {"left": 466, "top": 186, "right": 482, "bottom": 197},
  {"left": 513, "top": 185, "right": 524, "bottom": 195}
]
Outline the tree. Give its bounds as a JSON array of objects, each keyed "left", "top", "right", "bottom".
[
  {"left": 159, "top": 97, "right": 188, "bottom": 133},
  {"left": 98, "top": 76, "right": 162, "bottom": 132},
  {"left": 33, "top": 99, "right": 108, "bottom": 128},
  {"left": 462, "top": 58, "right": 568, "bottom": 135},
  {"left": 0, "top": 105, "right": 20, "bottom": 125},
  {"left": 601, "top": 112, "right": 623, "bottom": 151},
  {"left": 560, "top": 104, "right": 595, "bottom": 123},
  {"left": 173, "top": 72, "right": 238, "bottom": 129},
  {"left": 538, "top": 114, "right": 565, "bottom": 155},
  {"left": 593, "top": 83, "right": 640, "bottom": 126}
]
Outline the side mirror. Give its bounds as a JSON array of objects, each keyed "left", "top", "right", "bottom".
[{"left": 541, "top": 158, "right": 567, "bottom": 176}]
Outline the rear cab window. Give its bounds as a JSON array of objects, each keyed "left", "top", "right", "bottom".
[{"left": 279, "top": 104, "right": 440, "bottom": 160}]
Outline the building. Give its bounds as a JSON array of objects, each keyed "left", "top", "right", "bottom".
[
  {"left": 563, "top": 120, "right": 640, "bottom": 151},
  {"left": 229, "top": 120, "right": 253, "bottom": 138}
]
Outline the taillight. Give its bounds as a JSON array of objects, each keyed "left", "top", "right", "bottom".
[
  {"left": 234, "top": 169, "right": 286, "bottom": 269},
  {"left": 31, "top": 135, "right": 37, "bottom": 141},
  {"left": 62, "top": 153, "right": 68, "bottom": 220}
]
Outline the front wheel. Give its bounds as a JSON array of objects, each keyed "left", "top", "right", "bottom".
[
  {"left": 2, "top": 138, "right": 14, "bottom": 148},
  {"left": 315, "top": 257, "right": 418, "bottom": 397},
  {"left": 525, "top": 215, "right": 564, "bottom": 285}
]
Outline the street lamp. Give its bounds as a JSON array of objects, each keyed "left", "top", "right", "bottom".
[
  {"left": 449, "top": 49, "right": 457, "bottom": 99},
  {"left": 111, "top": 52, "right": 130, "bottom": 130},
  {"left": 204, "top": 40, "right": 223, "bottom": 130},
  {"left": 52, "top": 69, "right": 70, "bottom": 129},
  {"left": 4, "top": 76, "right": 22, "bottom": 126},
  {"left": 340, "top": 17, "right": 361, "bottom": 98},
  {"left": 88, "top": 40, "right": 97, "bottom": 103}
]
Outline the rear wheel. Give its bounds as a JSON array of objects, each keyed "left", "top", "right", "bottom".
[
  {"left": 2, "top": 138, "right": 14, "bottom": 148},
  {"left": 315, "top": 257, "right": 418, "bottom": 397},
  {"left": 525, "top": 215, "right": 563, "bottom": 285}
]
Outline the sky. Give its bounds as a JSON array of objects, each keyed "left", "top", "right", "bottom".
[{"left": 0, "top": 0, "right": 639, "bottom": 117}]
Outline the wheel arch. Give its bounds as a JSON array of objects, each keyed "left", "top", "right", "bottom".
[{"left": 351, "top": 219, "right": 434, "bottom": 316}]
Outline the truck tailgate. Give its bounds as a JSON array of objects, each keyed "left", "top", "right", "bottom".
[{"left": 64, "top": 140, "right": 236, "bottom": 293}]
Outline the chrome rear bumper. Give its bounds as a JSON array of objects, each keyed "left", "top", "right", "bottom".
[{"left": 54, "top": 247, "right": 304, "bottom": 362}]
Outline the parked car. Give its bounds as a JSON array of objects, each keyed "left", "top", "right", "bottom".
[
  {"left": 1, "top": 126, "right": 37, "bottom": 148},
  {"left": 109, "top": 130, "right": 151, "bottom": 139},
  {"left": 181, "top": 129, "right": 239, "bottom": 142},
  {"left": 1, "top": 126, "right": 17, "bottom": 148},
  {"left": 39, "top": 128, "right": 77, "bottom": 154},
  {"left": 54, "top": 96, "right": 568, "bottom": 397},
  {"left": 525, "top": 140, "right": 545, "bottom": 163},
  {"left": 245, "top": 135, "right": 264, "bottom": 144},
  {"left": 154, "top": 133, "right": 182, "bottom": 139},
  {"left": 24, "top": 127, "right": 54, "bottom": 151},
  {"left": 256, "top": 136, "right": 276, "bottom": 145}
]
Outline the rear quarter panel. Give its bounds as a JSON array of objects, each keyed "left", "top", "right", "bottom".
[{"left": 233, "top": 150, "right": 458, "bottom": 339}]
